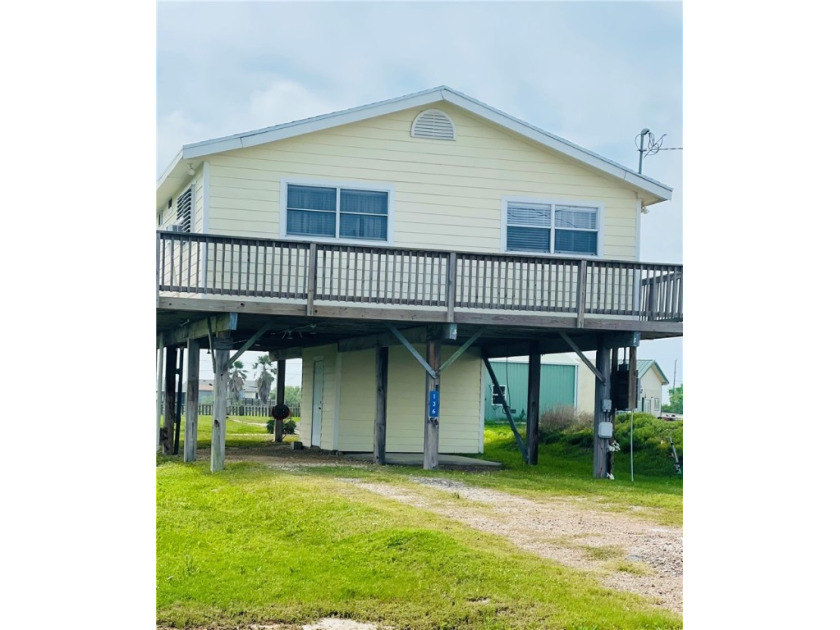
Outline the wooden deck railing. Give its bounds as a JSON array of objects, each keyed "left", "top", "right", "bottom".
[{"left": 157, "top": 231, "right": 682, "bottom": 321}]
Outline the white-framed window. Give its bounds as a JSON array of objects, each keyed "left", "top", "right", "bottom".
[
  {"left": 491, "top": 384, "right": 507, "bottom": 406},
  {"left": 502, "top": 197, "right": 603, "bottom": 256},
  {"left": 282, "top": 181, "right": 392, "bottom": 243}
]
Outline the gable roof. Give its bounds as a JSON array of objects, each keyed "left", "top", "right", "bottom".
[
  {"left": 157, "top": 86, "right": 672, "bottom": 207},
  {"left": 635, "top": 359, "right": 669, "bottom": 385}
]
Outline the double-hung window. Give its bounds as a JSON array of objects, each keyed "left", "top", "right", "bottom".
[
  {"left": 285, "top": 183, "right": 389, "bottom": 242},
  {"left": 505, "top": 199, "right": 601, "bottom": 256}
]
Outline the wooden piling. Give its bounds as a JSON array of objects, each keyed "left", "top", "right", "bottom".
[
  {"left": 173, "top": 347, "right": 184, "bottom": 456},
  {"left": 526, "top": 344, "right": 541, "bottom": 465},
  {"left": 211, "top": 333, "right": 231, "bottom": 472},
  {"left": 593, "top": 335, "right": 612, "bottom": 478},
  {"left": 163, "top": 346, "right": 177, "bottom": 455},
  {"left": 423, "top": 338, "right": 441, "bottom": 470},
  {"left": 183, "top": 339, "right": 199, "bottom": 462},
  {"left": 374, "top": 346, "right": 388, "bottom": 464},
  {"left": 274, "top": 359, "right": 286, "bottom": 442}
]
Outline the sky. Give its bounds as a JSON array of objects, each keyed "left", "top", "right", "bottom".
[{"left": 156, "top": 0, "right": 684, "bottom": 394}]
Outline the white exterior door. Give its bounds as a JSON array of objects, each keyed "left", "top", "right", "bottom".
[{"left": 311, "top": 360, "right": 324, "bottom": 447}]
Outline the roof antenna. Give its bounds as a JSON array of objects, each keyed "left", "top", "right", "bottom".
[
  {"left": 636, "top": 129, "right": 665, "bottom": 174},
  {"left": 636, "top": 129, "right": 681, "bottom": 174}
]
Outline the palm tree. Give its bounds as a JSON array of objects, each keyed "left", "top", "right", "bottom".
[
  {"left": 228, "top": 360, "right": 247, "bottom": 404},
  {"left": 252, "top": 354, "right": 276, "bottom": 405}
]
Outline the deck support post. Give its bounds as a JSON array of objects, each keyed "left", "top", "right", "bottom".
[
  {"left": 423, "top": 338, "right": 441, "bottom": 470},
  {"left": 163, "top": 346, "right": 177, "bottom": 455},
  {"left": 526, "top": 343, "right": 541, "bottom": 465},
  {"left": 156, "top": 337, "right": 164, "bottom": 453},
  {"left": 374, "top": 346, "right": 389, "bottom": 465},
  {"left": 183, "top": 339, "right": 199, "bottom": 462},
  {"left": 173, "top": 347, "right": 185, "bottom": 455},
  {"left": 274, "top": 359, "right": 286, "bottom": 442},
  {"left": 211, "top": 332, "right": 232, "bottom": 472},
  {"left": 593, "top": 335, "right": 613, "bottom": 478}
]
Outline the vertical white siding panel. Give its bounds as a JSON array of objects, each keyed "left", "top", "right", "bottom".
[{"left": 301, "top": 345, "right": 337, "bottom": 448}]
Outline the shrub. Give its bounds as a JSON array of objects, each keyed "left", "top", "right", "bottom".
[
  {"left": 613, "top": 412, "right": 682, "bottom": 471},
  {"left": 266, "top": 418, "right": 299, "bottom": 437},
  {"left": 538, "top": 407, "right": 592, "bottom": 444},
  {"left": 540, "top": 405, "right": 578, "bottom": 433}
]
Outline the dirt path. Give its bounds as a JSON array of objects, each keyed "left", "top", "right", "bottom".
[
  {"left": 344, "top": 477, "right": 683, "bottom": 616},
  {"left": 208, "top": 446, "right": 682, "bottom": 616}
]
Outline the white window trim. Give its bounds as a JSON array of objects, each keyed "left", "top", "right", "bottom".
[
  {"left": 500, "top": 196, "right": 605, "bottom": 258},
  {"left": 280, "top": 178, "right": 395, "bottom": 245}
]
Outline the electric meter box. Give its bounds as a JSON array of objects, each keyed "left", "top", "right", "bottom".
[{"left": 598, "top": 422, "right": 613, "bottom": 439}]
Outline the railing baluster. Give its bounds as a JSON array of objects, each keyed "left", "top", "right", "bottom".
[
  {"left": 502, "top": 258, "right": 508, "bottom": 310},
  {"left": 540, "top": 260, "right": 547, "bottom": 311},
  {"left": 270, "top": 243, "right": 276, "bottom": 297},
  {"left": 525, "top": 259, "right": 531, "bottom": 311},
  {"left": 307, "top": 243, "right": 317, "bottom": 314},
  {"left": 210, "top": 241, "right": 219, "bottom": 293},
  {"left": 399, "top": 250, "right": 406, "bottom": 304},
  {"left": 677, "top": 270, "right": 683, "bottom": 319},
  {"left": 576, "top": 260, "right": 587, "bottom": 326}
]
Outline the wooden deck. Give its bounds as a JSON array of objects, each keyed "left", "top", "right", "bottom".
[
  {"left": 156, "top": 230, "right": 683, "bottom": 473},
  {"left": 156, "top": 231, "right": 683, "bottom": 336}
]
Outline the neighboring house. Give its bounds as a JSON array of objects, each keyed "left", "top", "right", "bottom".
[
  {"left": 198, "top": 379, "right": 214, "bottom": 404},
  {"left": 484, "top": 355, "right": 580, "bottom": 421},
  {"left": 155, "top": 86, "right": 682, "bottom": 473},
  {"left": 197, "top": 378, "right": 260, "bottom": 403},
  {"left": 484, "top": 353, "right": 672, "bottom": 421},
  {"left": 632, "top": 359, "right": 669, "bottom": 416}
]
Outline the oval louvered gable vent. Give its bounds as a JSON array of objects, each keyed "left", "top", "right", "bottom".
[{"left": 411, "top": 109, "right": 456, "bottom": 140}]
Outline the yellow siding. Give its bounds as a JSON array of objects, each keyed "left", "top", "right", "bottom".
[
  {"left": 158, "top": 174, "right": 203, "bottom": 292},
  {"left": 332, "top": 344, "right": 482, "bottom": 454},
  {"left": 336, "top": 349, "right": 376, "bottom": 452},
  {"left": 193, "top": 163, "right": 206, "bottom": 234},
  {"left": 158, "top": 200, "right": 177, "bottom": 229},
  {"left": 204, "top": 103, "right": 641, "bottom": 259}
]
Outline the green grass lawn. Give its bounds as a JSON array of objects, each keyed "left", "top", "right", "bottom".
[
  {"left": 158, "top": 460, "right": 681, "bottom": 630},
  {"left": 172, "top": 415, "right": 299, "bottom": 450},
  {"left": 158, "top": 423, "right": 683, "bottom": 629}
]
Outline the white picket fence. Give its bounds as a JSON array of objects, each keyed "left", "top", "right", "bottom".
[{"left": 197, "top": 403, "right": 301, "bottom": 418}]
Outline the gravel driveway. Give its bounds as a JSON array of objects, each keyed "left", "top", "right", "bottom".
[{"left": 212, "top": 445, "right": 683, "bottom": 616}]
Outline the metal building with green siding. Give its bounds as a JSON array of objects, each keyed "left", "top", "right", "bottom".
[{"left": 483, "top": 359, "right": 578, "bottom": 421}]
